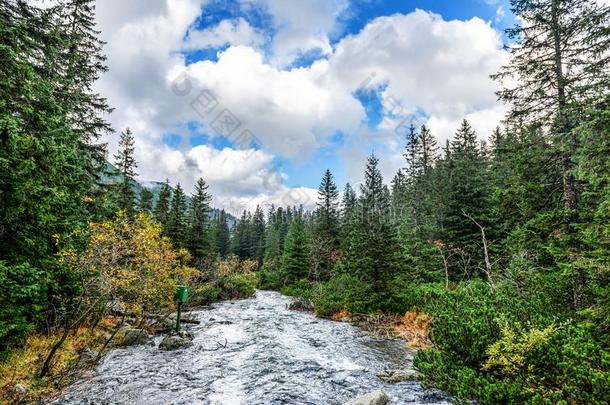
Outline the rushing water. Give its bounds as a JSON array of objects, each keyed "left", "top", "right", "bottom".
[{"left": 54, "top": 291, "right": 451, "bottom": 405}]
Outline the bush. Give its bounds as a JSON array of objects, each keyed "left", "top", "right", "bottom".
[
  {"left": 216, "top": 273, "right": 256, "bottom": 300},
  {"left": 280, "top": 278, "right": 314, "bottom": 299},
  {"left": 412, "top": 277, "right": 610, "bottom": 404},
  {"left": 311, "top": 274, "right": 374, "bottom": 317},
  {"left": 0, "top": 262, "right": 47, "bottom": 355},
  {"left": 258, "top": 269, "right": 283, "bottom": 291},
  {"left": 190, "top": 283, "right": 219, "bottom": 306}
]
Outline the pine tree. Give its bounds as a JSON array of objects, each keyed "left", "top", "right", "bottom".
[
  {"left": 251, "top": 205, "right": 266, "bottom": 267},
  {"left": 215, "top": 209, "right": 230, "bottom": 258},
  {"left": 418, "top": 124, "right": 438, "bottom": 173},
  {"left": 113, "top": 128, "right": 137, "bottom": 215},
  {"left": 340, "top": 155, "right": 403, "bottom": 295},
  {"left": 57, "top": 0, "right": 113, "bottom": 194},
  {"left": 231, "top": 211, "right": 251, "bottom": 259},
  {"left": 315, "top": 169, "right": 340, "bottom": 242},
  {"left": 442, "top": 120, "right": 491, "bottom": 273},
  {"left": 167, "top": 183, "right": 187, "bottom": 247},
  {"left": 494, "top": 0, "right": 610, "bottom": 210},
  {"left": 154, "top": 180, "right": 172, "bottom": 229},
  {"left": 138, "top": 188, "right": 154, "bottom": 214},
  {"left": 187, "top": 178, "right": 213, "bottom": 262},
  {"left": 404, "top": 124, "right": 421, "bottom": 178},
  {"left": 281, "top": 214, "right": 310, "bottom": 285},
  {"left": 263, "top": 223, "right": 281, "bottom": 273},
  {"left": 360, "top": 153, "right": 389, "bottom": 215}
]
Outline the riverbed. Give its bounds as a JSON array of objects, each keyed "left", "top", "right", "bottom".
[{"left": 54, "top": 290, "right": 451, "bottom": 404}]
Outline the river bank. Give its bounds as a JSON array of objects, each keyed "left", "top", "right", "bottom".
[{"left": 48, "top": 290, "right": 449, "bottom": 404}]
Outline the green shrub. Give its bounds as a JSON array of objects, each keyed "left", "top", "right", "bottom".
[
  {"left": 190, "top": 283, "right": 219, "bottom": 306},
  {"left": 0, "top": 262, "right": 47, "bottom": 355},
  {"left": 258, "top": 269, "right": 283, "bottom": 291},
  {"left": 216, "top": 273, "right": 256, "bottom": 300},
  {"left": 280, "top": 278, "right": 314, "bottom": 299},
  {"left": 311, "top": 274, "right": 374, "bottom": 316}
]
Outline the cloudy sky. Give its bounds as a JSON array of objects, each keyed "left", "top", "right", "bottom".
[{"left": 83, "top": 0, "right": 515, "bottom": 214}]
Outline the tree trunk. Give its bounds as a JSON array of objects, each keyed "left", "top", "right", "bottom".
[{"left": 551, "top": 0, "right": 577, "bottom": 211}]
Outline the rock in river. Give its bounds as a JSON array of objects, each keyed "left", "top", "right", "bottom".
[
  {"left": 159, "top": 331, "right": 194, "bottom": 351},
  {"left": 118, "top": 328, "right": 151, "bottom": 347},
  {"left": 344, "top": 389, "right": 390, "bottom": 405},
  {"left": 377, "top": 368, "right": 419, "bottom": 383},
  {"left": 287, "top": 297, "right": 314, "bottom": 312}
]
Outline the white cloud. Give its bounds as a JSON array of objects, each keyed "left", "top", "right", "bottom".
[
  {"left": 183, "top": 18, "right": 265, "bottom": 50},
  {"left": 240, "top": 0, "right": 349, "bottom": 66},
  {"left": 86, "top": 1, "right": 508, "bottom": 212}
]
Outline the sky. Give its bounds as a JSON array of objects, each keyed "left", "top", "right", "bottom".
[{"left": 76, "top": 0, "right": 518, "bottom": 214}]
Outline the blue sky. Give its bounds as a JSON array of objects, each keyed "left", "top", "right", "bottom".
[
  {"left": 169, "top": 0, "right": 514, "bottom": 191},
  {"left": 95, "top": 0, "right": 513, "bottom": 213}
]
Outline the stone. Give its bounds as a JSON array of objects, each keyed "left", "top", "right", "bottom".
[
  {"left": 151, "top": 317, "right": 175, "bottom": 333},
  {"left": 344, "top": 390, "right": 390, "bottom": 405},
  {"left": 159, "top": 331, "right": 194, "bottom": 351},
  {"left": 118, "top": 328, "right": 151, "bottom": 346},
  {"left": 377, "top": 369, "right": 419, "bottom": 384},
  {"left": 287, "top": 297, "right": 314, "bottom": 312},
  {"left": 13, "top": 384, "right": 28, "bottom": 396},
  {"left": 78, "top": 345, "right": 98, "bottom": 364}
]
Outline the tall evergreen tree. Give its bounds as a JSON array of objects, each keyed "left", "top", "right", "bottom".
[
  {"left": 494, "top": 0, "right": 610, "bottom": 210},
  {"left": 315, "top": 169, "right": 340, "bottom": 242},
  {"left": 263, "top": 223, "right": 281, "bottom": 273},
  {"left": 360, "top": 153, "right": 389, "bottom": 215},
  {"left": 341, "top": 154, "right": 402, "bottom": 293},
  {"left": 138, "top": 188, "right": 154, "bottom": 214},
  {"left": 112, "top": 128, "right": 137, "bottom": 215},
  {"left": 187, "top": 178, "right": 213, "bottom": 262},
  {"left": 442, "top": 120, "right": 491, "bottom": 273},
  {"left": 281, "top": 214, "right": 310, "bottom": 284},
  {"left": 215, "top": 209, "right": 231, "bottom": 259},
  {"left": 167, "top": 183, "right": 187, "bottom": 247},
  {"left": 252, "top": 205, "right": 266, "bottom": 267},
  {"left": 418, "top": 124, "right": 438, "bottom": 174},
  {"left": 154, "top": 180, "right": 172, "bottom": 228},
  {"left": 57, "top": 0, "right": 113, "bottom": 196}
]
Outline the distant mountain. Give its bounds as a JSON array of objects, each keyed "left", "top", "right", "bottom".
[{"left": 103, "top": 162, "right": 236, "bottom": 227}]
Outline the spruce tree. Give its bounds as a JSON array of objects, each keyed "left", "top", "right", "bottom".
[
  {"left": 215, "top": 209, "right": 230, "bottom": 258},
  {"left": 57, "top": 0, "right": 113, "bottom": 194},
  {"left": 167, "top": 183, "right": 187, "bottom": 247},
  {"left": 418, "top": 124, "right": 438, "bottom": 174},
  {"left": 494, "top": 0, "right": 610, "bottom": 210},
  {"left": 281, "top": 214, "right": 310, "bottom": 285},
  {"left": 113, "top": 128, "right": 137, "bottom": 215},
  {"left": 187, "top": 178, "right": 213, "bottom": 262},
  {"left": 341, "top": 154, "right": 403, "bottom": 294},
  {"left": 404, "top": 124, "right": 421, "bottom": 178},
  {"left": 252, "top": 205, "right": 266, "bottom": 266},
  {"left": 315, "top": 169, "right": 340, "bottom": 242},
  {"left": 138, "top": 188, "right": 154, "bottom": 214},
  {"left": 231, "top": 211, "right": 251, "bottom": 259},
  {"left": 263, "top": 223, "right": 281, "bottom": 273},
  {"left": 442, "top": 120, "right": 491, "bottom": 273},
  {"left": 154, "top": 180, "right": 172, "bottom": 228}
]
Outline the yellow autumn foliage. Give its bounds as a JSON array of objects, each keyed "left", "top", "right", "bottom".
[
  {"left": 483, "top": 323, "right": 559, "bottom": 376},
  {"left": 59, "top": 212, "right": 196, "bottom": 318}
]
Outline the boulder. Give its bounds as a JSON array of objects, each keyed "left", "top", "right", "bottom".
[
  {"left": 13, "top": 384, "right": 28, "bottom": 397},
  {"left": 151, "top": 317, "right": 175, "bottom": 333},
  {"left": 344, "top": 390, "right": 390, "bottom": 405},
  {"left": 287, "top": 297, "right": 314, "bottom": 312},
  {"left": 118, "top": 328, "right": 151, "bottom": 347},
  {"left": 78, "top": 345, "right": 98, "bottom": 365},
  {"left": 377, "top": 368, "right": 419, "bottom": 384},
  {"left": 159, "top": 331, "right": 194, "bottom": 351}
]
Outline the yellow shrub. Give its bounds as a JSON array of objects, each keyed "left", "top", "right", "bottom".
[
  {"left": 483, "top": 323, "right": 558, "bottom": 376},
  {"left": 60, "top": 212, "right": 197, "bottom": 318}
]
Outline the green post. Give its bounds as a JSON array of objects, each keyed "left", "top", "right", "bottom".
[{"left": 175, "top": 286, "right": 189, "bottom": 332}]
